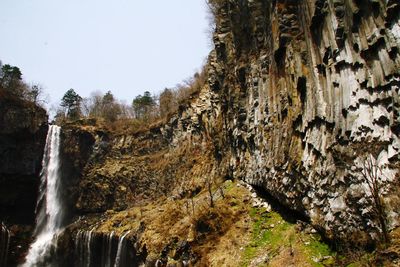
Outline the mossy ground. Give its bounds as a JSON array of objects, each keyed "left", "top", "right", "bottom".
[{"left": 241, "top": 207, "right": 335, "bottom": 267}]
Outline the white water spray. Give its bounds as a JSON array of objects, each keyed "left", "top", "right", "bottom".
[
  {"left": 113, "top": 231, "right": 130, "bottom": 267},
  {"left": 75, "top": 230, "right": 132, "bottom": 267},
  {"left": 22, "top": 125, "right": 64, "bottom": 267},
  {"left": 104, "top": 231, "right": 115, "bottom": 267}
]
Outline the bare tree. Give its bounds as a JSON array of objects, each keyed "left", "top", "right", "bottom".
[
  {"left": 360, "top": 155, "right": 389, "bottom": 244},
  {"left": 159, "top": 88, "right": 175, "bottom": 118},
  {"left": 118, "top": 101, "right": 134, "bottom": 119},
  {"left": 29, "top": 83, "right": 42, "bottom": 104}
]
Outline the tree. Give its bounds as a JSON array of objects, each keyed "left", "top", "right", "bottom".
[
  {"left": 360, "top": 155, "right": 390, "bottom": 244},
  {"left": 159, "top": 88, "right": 175, "bottom": 118},
  {"left": 83, "top": 90, "right": 123, "bottom": 122},
  {"left": 26, "top": 83, "right": 47, "bottom": 105},
  {"left": 101, "top": 91, "right": 121, "bottom": 122},
  {"left": 132, "top": 91, "right": 156, "bottom": 119},
  {"left": 30, "top": 84, "right": 41, "bottom": 103},
  {"left": 0, "top": 64, "right": 23, "bottom": 94},
  {"left": 84, "top": 91, "right": 103, "bottom": 118},
  {"left": 61, "top": 88, "right": 82, "bottom": 120}
]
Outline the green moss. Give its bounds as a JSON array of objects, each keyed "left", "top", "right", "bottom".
[
  {"left": 223, "top": 180, "right": 235, "bottom": 193},
  {"left": 302, "top": 234, "right": 335, "bottom": 266},
  {"left": 242, "top": 208, "right": 286, "bottom": 266},
  {"left": 241, "top": 207, "right": 336, "bottom": 267}
]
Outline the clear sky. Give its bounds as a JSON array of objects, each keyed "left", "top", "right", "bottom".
[{"left": 0, "top": 0, "right": 211, "bottom": 107}]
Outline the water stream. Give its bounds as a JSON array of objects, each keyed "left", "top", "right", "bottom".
[
  {"left": 22, "top": 125, "right": 64, "bottom": 267},
  {"left": 75, "top": 230, "right": 132, "bottom": 267},
  {"left": 114, "top": 231, "right": 131, "bottom": 267},
  {"left": 21, "top": 125, "right": 135, "bottom": 266}
]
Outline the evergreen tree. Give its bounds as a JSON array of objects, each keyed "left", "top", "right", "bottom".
[
  {"left": 132, "top": 91, "right": 156, "bottom": 119},
  {"left": 61, "top": 88, "right": 82, "bottom": 120},
  {"left": 0, "top": 64, "right": 23, "bottom": 93},
  {"left": 101, "top": 90, "right": 121, "bottom": 122}
]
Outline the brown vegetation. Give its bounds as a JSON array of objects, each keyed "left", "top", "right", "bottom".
[{"left": 57, "top": 62, "right": 208, "bottom": 137}]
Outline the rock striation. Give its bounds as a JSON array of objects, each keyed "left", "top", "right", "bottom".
[
  {"left": 206, "top": 0, "right": 400, "bottom": 244},
  {"left": 61, "top": 0, "right": 400, "bottom": 249}
]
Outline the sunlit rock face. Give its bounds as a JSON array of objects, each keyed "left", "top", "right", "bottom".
[
  {"left": 61, "top": 93, "right": 222, "bottom": 215},
  {"left": 61, "top": 0, "right": 400, "bottom": 246},
  {"left": 205, "top": 0, "right": 400, "bottom": 243}
]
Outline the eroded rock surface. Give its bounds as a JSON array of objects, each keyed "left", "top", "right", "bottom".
[
  {"left": 207, "top": 0, "right": 400, "bottom": 243},
  {"left": 63, "top": 0, "right": 400, "bottom": 248}
]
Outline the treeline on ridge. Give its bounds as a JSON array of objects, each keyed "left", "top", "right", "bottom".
[
  {"left": 0, "top": 58, "right": 208, "bottom": 133},
  {"left": 0, "top": 60, "right": 47, "bottom": 106},
  {"left": 54, "top": 65, "right": 208, "bottom": 132}
]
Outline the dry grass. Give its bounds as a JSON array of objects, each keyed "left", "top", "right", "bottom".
[
  {"left": 77, "top": 176, "right": 393, "bottom": 266},
  {"left": 91, "top": 181, "right": 252, "bottom": 265}
]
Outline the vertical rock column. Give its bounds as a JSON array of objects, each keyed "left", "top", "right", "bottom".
[
  {"left": 207, "top": 0, "right": 400, "bottom": 243},
  {"left": 0, "top": 223, "right": 10, "bottom": 267}
]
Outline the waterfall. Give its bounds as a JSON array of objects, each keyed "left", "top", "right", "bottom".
[
  {"left": 114, "top": 231, "right": 130, "bottom": 267},
  {"left": 0, "top": 223, "right": 10, "bottom": 267},
  {"left": 75, "top": 231, "right": 133, "bottom": 267},
  {"left": 22, "top": 125, "right": 65, "bottom": 267},
  {"left": 75, "top": 230, "right": 96, "bottom": 267},
  {"left": 103, "top": 231, "right": 115, "bottom": 267}
]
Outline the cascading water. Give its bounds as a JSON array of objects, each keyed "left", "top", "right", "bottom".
[
  {"left": 75, "top": 229, "right": 96, "bottom": 267},
  {"left": 114, "top": 231, "right": 130, "bottom": 267},
  {"left": 75, "top": 230, "right": 133, "bottom": 267},
  {"left": 103, "top": 231, "right": 115, "bottom": 267},
  {"left": 22, "top": 125, "right": 65, "bottom": 267},
  {"left": 0, "top": 223, "right": 10, "bottom": 267}
]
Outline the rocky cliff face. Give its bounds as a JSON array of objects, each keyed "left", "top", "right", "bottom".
[
  {"left": 0, "top": 94, "right": 48, "bottom": 224},
  {"left": 0, "top": 93, "right": 48, "bottom": 265},
  {"left": 59, "top": 0, "right": 400, "bottom": 257},
  {"left": 207, "top": 0, "right": 400, "bottom": 244},
  {"left": 61, "top": 92, "right": 220, "bottom": 215}
]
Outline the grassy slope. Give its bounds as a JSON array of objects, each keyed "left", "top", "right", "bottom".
[{"left": 88, "top": 180, "right": 360, "bottom": 266}]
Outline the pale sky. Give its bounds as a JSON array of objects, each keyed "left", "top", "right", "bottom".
[{"left": 0, "top": 0, "right": 211, "bottom": 107}]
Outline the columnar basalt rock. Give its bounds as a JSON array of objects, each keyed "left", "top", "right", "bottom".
[
  {"left": 61, "top": 0, "right": 400, "bottom": 248},
  {"left": 206, "top": 0, "right": 400, "bottom": 244}
]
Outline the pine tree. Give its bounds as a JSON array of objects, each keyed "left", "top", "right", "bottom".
[{"left": 61, "top": 88, "right": 82, "bottom": 120}]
